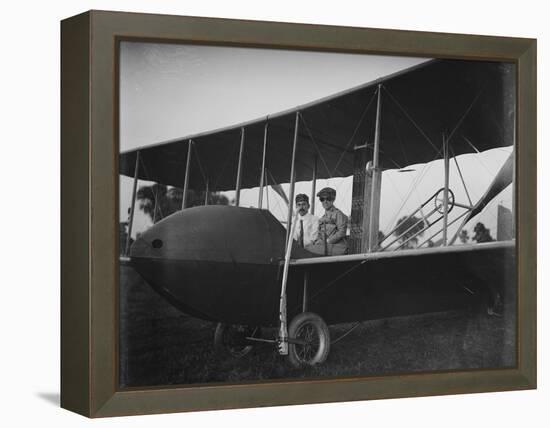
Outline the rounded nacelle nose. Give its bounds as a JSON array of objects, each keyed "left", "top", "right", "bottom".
[
  {"left": 130, "top": 205, "right": 288, "bottom": 264},
  {"left": 128, "top": 205, "right": 295, "bottom": 325}
]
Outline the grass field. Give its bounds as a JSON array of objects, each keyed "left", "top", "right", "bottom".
[{"left": 119, "top": 265, "right": 516, "bottom": 387}]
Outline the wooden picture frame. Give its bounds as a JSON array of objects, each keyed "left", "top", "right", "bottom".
[{"left": 61, "top": 10, "right": 536, "bottom": 417}]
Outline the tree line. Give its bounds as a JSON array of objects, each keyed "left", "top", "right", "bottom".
[{"left": 119, "top": 184, "right": 494, "bottom": 254}]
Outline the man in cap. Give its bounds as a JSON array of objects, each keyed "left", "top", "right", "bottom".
[
  {"left": 293, "top": 194, "right": 319, "bottom": 248},
  {"left": 306, "top": 187, "right": 348, "bottom": 256}
]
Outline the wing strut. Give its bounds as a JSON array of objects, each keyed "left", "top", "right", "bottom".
[
  {"left": 125, "top": 150, "right": 140, "bottom": 256},
  {"left": 181, "top": 140, "right": 193, "bottom": 209},
  {"left": 285, "top": 112, "right": 300, "bottom": 244},
  {"left": 235, "top": 127, "right": 245, "bottom": 206},
  {"left": 367, "top": 84, "right": 383, "bottom": 252},
  {"left": 204, "top": 179, "right": 209, "bottom": 205},
  {"left": 360, "top": 84, "right": 383, "bottom": 252},
  {"left": 258, "top": 121, "right": 268, "bottom": 208},
  {"left": 442, "top": 134, "right": 451, "bottom": 245},
  {"left": 452, "top": 148, "right": 473, "bottom": 207},
  {"left": 310, "top": 155, "right": 318, "bottom": 215}
]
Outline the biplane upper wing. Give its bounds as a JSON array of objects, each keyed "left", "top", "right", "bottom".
[{"left": 119, "top": 59, "right": 515, "bottom": 190}]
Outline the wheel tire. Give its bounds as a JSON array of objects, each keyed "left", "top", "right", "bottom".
[
  {"left": 214, "top": 323, "right": 260, "bottom": 358},
  {"left": 288, "top": 312, "right": 330, "bottom": 367}
]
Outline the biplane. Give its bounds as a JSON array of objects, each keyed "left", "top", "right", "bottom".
[{"left": 119, "top": 58, "right": 516, "bottom": 367}]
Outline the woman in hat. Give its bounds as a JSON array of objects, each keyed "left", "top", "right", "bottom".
[{"left": 306, "top": 187, "right": 348, "bottom": 256}]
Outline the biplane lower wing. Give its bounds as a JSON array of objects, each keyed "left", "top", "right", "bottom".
[{"left": 285, "top": 240, "right": 516, "bottom": 325}]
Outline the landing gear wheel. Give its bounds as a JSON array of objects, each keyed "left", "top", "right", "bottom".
[
  {"left": 288, "top": 312, "right": 330, "bottom": 367},
  {"left": 214, "top": 323, "right": 260, "bottom": 358}
]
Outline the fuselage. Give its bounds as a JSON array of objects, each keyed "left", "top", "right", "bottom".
[{"left": 129, "top": 205, "right": 307, "bottom": 325}]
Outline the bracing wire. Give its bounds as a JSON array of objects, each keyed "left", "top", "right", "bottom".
[
  {"left": 330, "top": 87, "right": 379, "bottom": 177},
  {"left": 450, "top": 146, "right": 473, "bottom": 207},
  {"left": 377, "top": 85, "right": 444, "bottom": 235},
  {"left": 394, "top": 113, "right": 410, "bottom": 167},
  {"left": 211, "top": 140, "right": 239, "bottom": 191},
  {"left": 383, "top": 146, "right": 444, "bottom": 236},
  {"left": 463, "top": 136, "right": 508, "bottom": 182},
  {"left": 192, "top": 143, "right": 208, "bottom": 185},
  {"left": 138, "top": 156, "right": 165, "bottom": 221},
  {"left": 447, "top": 91, "right": 482, "bottom": 143},
  {"left": 382, "top": 86, "right": 438, "bottom": 152},
  {"left": 383, "top": 85, "right": 483, "bottom": 237},
  {"left": 299, "top": 114, "right": 333, "bottom": 178},
  {"left": 266, "top": 168, "right": 287, "bottom": 223},
  {"left": 464, "top": 136, "right": 481, "bottom": 153},
  {"left": 331, "top": 322, "right": 363, "bottom": 345},
  {"left": 380, "top": 172, "right": 406, "bottom": 231},
  {"left": 291, "top": 260, "right": 369, "bottom": 313}
]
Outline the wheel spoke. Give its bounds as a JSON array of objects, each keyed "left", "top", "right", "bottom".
[
  {"left": 293, "top": 322, "right": 322, "bottom": 363},
  {"left": 288, "top": 313, "right": 330, "bottom": 367}
]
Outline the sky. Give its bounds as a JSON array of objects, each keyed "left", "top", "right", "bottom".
[{"left": 119, "top": 41, "right": 513, "bottom": 243}]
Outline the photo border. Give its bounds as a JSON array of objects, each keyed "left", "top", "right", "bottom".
[{"left": 60, "top": 10, "right": 536, "bottom": 417}]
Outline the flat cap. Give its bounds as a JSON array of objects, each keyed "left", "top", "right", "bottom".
[
  {"left": 316, "top": 187, "right": 336, "bottom": 198},
  {"left": 295, "top": 193, "right": 309, "bottom": 204}
]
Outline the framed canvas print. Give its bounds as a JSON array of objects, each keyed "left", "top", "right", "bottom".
[{"left": 60, "top": 10, "right": 536, "bottom": 417}]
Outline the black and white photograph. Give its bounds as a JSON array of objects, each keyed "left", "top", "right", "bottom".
[
  {"left": 3, "top": 0, "right": 547, "bottom": 425},
  {"left": 118, "top": 42, "right": 517, "bottom": 387}
]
